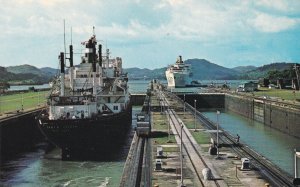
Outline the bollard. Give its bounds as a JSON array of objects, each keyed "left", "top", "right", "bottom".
[
  {"left": 208, "top": 145, "right": 217, "bottom": 155},
  {"left": 202, "top": 168, "right": 212, "bottom": 180}
]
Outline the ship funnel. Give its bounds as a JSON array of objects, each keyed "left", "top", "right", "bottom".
[
  {"left": 92, "top": 45, "right": 96, "bottom": 73},
  {"left": 60, "top": 52, "right": 65, "bottom": 73},
  {"left": 59, "top": 52, "right": 65, "bottom": 96},
  {"left": 69, "top": 45, "right": 73, "bottom": 67},
  {"left": 98, "top": 44, "right": 102, "bottom": 66},
  {"left": 179, "top": 55, "right": 182, "bottom": 63},
  {"left": 92, "top": 61, "right": 96, "bottom": 72}
]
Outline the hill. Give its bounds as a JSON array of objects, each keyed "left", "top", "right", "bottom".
[
  {"left": 124, "top": 67, "right": 166, "bottom": 80},
  {"left": 6, "top": 64, "right": 43, "bottom": 76},
  {"left": 231, "top": 65, "right": 257, "bottom": 73},
  {"left": 1, "top": 65, "right": 57, "bottom": 84},
  {"left": 0, "top": 66, "right": 45, "bottom": 84},
  {"left": 40, "top": 67, "right": 59, "bottom": 77},
  {"left": 0, "top": 66, "right": 18, "bottom": 81},
  {"left": 185, "top": 59, "right": 239, "bottom": 80},
  {"left": 1, "top": 61, "right": 297, "bottom": 84},
  {"left": 240, "top": 62, "right": 295, "bottom": 79}
]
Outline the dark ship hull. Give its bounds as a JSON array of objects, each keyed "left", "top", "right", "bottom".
[{"left": 37, "top": 106, "right": 132, "bottom": 160}]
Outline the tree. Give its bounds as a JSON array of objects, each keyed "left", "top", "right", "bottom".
[{"left": 267, "top": 70, "right": 282, "bottom": 80}]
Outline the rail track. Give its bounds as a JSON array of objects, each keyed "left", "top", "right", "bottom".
[
  {"left": 120, "top": 135, "right": 151, "bottom": 187},
  {"left": 158, "top": 90, "right": 223, "bottom": 187},
  {"left": 165, "top": 90, "right": 295, "bottom": 187},
  {"left": 167, "top": 108, "right": 222, "bottom": 187}
]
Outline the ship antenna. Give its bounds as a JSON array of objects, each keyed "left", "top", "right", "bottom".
[
  {"left": 70, "top": 26, "right": 72, "bottom": 45},
  {"left": 105, "top": 40, "right": 108, "bottom": 53},
  {"left": 63, "top": 19, "right": 66, "bottom": 61},
  {"left": 93, "top": 26, "right": 95, "bottom": 36}
]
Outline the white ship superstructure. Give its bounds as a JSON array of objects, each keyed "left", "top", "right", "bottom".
[
  {"left": 49, "top": 44, "right": 130, "bottom": 120},
  {"left": 165, "top": 56, "right": 191, "bottom": 88},
  {"left": 37, "top": 33, "right": 132, "bottom": 160}
]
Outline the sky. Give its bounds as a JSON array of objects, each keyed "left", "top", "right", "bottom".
[{"left": 1, "top": 0, "right": 300, "bottom": 69}]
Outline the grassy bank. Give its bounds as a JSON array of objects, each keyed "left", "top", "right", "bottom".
[
  {"left": 0, "top": 91, "right": 49, "bottom": 114},
  {"left": 253, "top": 88, "right": 300, "bottom": 101},
  {"left": 152, "top": 112, "right": 176, "bottom": 144}
]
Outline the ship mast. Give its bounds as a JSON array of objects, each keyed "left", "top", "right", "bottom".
[
  {"left": 59, "top": 52, "right": 65, "bottom": 96},
  {"left": 98, "top": 43, "right": 103, "bottom": 88}
]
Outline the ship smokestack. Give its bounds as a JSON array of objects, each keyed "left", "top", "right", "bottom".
[
  {"left": 98, "top": 44, "right": 102, "bottom": 66},
  {"left": 69, "top": 45, "right": 74, "bottom": 91},
  {"left": 92, "top": 46, "right": 96, "bottom": 73},
  {"left": 92, "top": 44, "right": 97, "bottom": 95},
  {"left": 69, "top": 45, "right": 73, "bottom": 67},
  {"left": 98, "top": 44, "right": 103, "bottom": 88},
  {"left": 179, "top": 55, "right": 182, "bottom": 63},
  {"left": 60, "top": 52, "right": 65, "bottom": 73},
  {"left": 59, "top": 52, "right": 65, "bottom": 96}
]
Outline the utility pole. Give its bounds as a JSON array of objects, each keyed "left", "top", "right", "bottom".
[
  {"left": 216, "top": 110, "right": 220, "bottom": 159},
  {"left": 37, "top": 90, "right": 40, "bottom": 106},
  {"left": 180, "top": 123, "right": 184, "bottom": 187},
  {"left": 21, "top": 92, "right": 24, "bottom": 111},
  {"left": 294, "top": 64, "right": 300, "bottom": 91},
  {"left": 183, "top": 94, "right": 186, "bottom": 117},
  {"left": 294, "top": 149, "right": 300, "bottom": 185},
  {"left": 194, "top": 99, "right": 197, "bottom": 131}
]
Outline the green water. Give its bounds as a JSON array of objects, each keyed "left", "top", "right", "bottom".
[
  {"left": 3, "top": 148, "right": 124, "bottom": 186},
  {"left": 202, "top": 111, "right": 300, "bottom": 176},
  {"left": 0, "top": 106, "right": 142, "bottom": 187}
]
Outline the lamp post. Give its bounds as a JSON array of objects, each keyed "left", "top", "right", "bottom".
[
  {"left": 194, "top": 99, "right": 197, "bottom": 131},
  {"left": 21, "top": 92, "right": 24, "bottom": 111},
  {"left": 37, "top": 90, "right": 40, "bottom": 106},
  {"left": 294, "top": 149, "right": 300, "bottom": 185},
  {"left": 216, "top": 110, "right": 220, "bottom": 158},
  {"left": 167, "top": 105, "right": 170, "bottom": 142},
  {"left": 183, "top": 94, "right": 186, "bottom": 117},
  {"left": 0, "top": 94, "right": 2, "bottom": 115},
  {"left": 296, "top": 149, "right": 298, "bottom": 179},
  {"left": 160, "top": 92, "right": 163, "bottom": 113},
  {"left": 180, "top": 123, "right": 184, "bottom": 187}
]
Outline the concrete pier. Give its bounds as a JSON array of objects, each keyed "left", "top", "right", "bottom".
[
  {"left": 0, "top": 108, "right": 45, "bottom": 161},
  {"left": 121, "top": 81, "right": 295, "bottom": 186}
]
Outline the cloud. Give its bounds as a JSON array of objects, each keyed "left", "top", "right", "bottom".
[
  {"left": 255, "top": 0, "right": 300, "bottom": 13},
  {"left": 249, "top": 12, "right": 299, "bottom": 33},
  {"left": 0, "top": 0, "right": 300, "bottom": 69}
]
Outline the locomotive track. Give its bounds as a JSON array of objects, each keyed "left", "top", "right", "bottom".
[{"left": 167, "top": 91, "right": 295, "bottom": 187}]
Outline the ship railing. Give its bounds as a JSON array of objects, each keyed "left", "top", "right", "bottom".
[{"left": 49, "top": 95, "right": 95, "bottom": 106}]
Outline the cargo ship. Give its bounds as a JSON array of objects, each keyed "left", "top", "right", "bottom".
[
  {"left": 165, "top": 56, "right": 191, "bottom": 88},
  {"left": 37, "top": 33, "right": 131, "bottom": 160}
]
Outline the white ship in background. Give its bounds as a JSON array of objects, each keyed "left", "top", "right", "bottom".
[{"left": 165, "top": 56, "right": 191, "bottom": 88}]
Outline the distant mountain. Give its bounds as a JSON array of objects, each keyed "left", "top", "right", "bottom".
[
  {"left": 231, "top": 65, "right": 257, "bottom": 73},
  {"left": 0, "top": 66, "right": 44, "bottom": 84},
  {"left": 0, "top": 66, "right": 18, "bottom": 81},
  {"left": 0, "top": 65, "right": 57, "bottom": 84},
  {"left": 241, "top": 62, "right": 295, "bottom": 79},
  {"left": 125, "top": 58, "right": 240, "bottom": 80},
  {"left": 185, "top": 59, "right": 239, "bottom": 80},
  {"left": 40, "top": 67, "right": 59, "bottom": 77},
  {"left": 124, "top": 67, "right": 166, "bottom": 80},
  {"left": 1, "top": 61, "right": 297, "bottom": 84},
  {"left": 6, "top": 64, "right": 43, "bottom": 76}
]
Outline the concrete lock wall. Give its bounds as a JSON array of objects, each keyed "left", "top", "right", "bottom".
[
  {"left": 224, "top": 94, "right": 254, "bottom": 119},
  {"left": 225, "top": 94, "right": 300, "bottom": 139},
  {"left": 131, "top": 94, "right": 147, "bottom": 106},
  {"left": 264, "top": 104, "right": 300, "bottom": 138},
  {"left": 0, "top": 111, "right": 45, "bottom": 160},
  {"left": 178, "top": 94, "right": 225, "bottom": 109}
]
